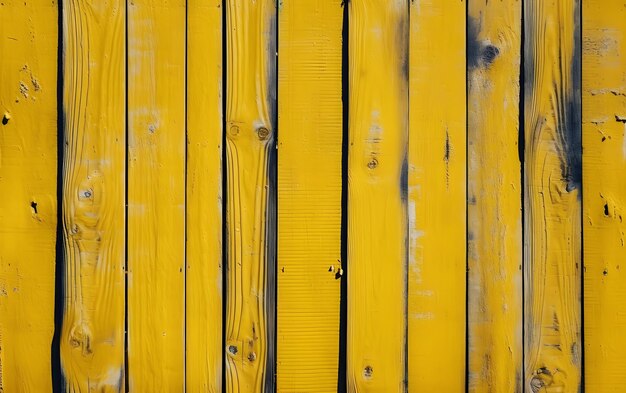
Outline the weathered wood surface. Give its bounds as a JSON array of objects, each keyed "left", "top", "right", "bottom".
[
  {"left": 127, "top": 0, "right": 186, "bottom": 390},
  {"left": 583, "top": 0, "right": 626, "bottom": 391},
  {"left": 224, "top": 0, "right": 276, "bottom": 391},
  {"left": 277, "top": 0, "right": 342, "bottom": 391},
  {"left": 408, "top": 1, "right": 466, "bottom": 391},
  {"left": 186, "top": 0, "right": 223, "bottom": 391},
  {"left": 0, "top": 1, "right": 57, "bottom": 391},
  {"left": 467, "top": 1, "right": 523, "bottom": 392},
  {"left": 346, "top": 1, "right": 408, "bottom": 391},
  {"left": 4, "top": 1, "right": 626, "bottom": 392},
  {"left": 523, "top": 0, "right": 582, "bottom": 391},
  {"left": 60, "top": 0, "right": 126, "bottom": 391}
]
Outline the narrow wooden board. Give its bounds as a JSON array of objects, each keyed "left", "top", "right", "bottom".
[
  {"left": 346, "top": 1, "right": 408, "bottom": 391},
  {"left": 523, "top": 0, "right": 582, "bottom": 390},
  {"left": 407, "top": 1, "right": 466, "bottom": 391},
  {"left": 186, "top": 0, "right": 223, "bottom": 391},
  {"left": 467, "top": 1, "right": 522, "bottom": 391},
  {"left": 224, "top": 0, "right": 277, "bottom": 391},
  {"left": 59, "top": 0, "right": 126, "bottom": 390},
  {"left": 127, "top": 0, "right": 186, "bottom": 390},
  {"left": 276, "top": 0, "right": 342, "bottom": 391},
  {"left": 0, "top": 1, "right": 57, "bottom": 391},
  {"left": 582, "top": 0, "right": 626, "bottom": 390}
]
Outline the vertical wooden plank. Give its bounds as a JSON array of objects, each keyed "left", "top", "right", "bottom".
[
  {"left": 224, "top": 0, "right": 276, "bottom": 391},
  {"left": 583, "top": 0, "right": 626, "bottom": 390},
  {"left": 523, "top": 0, "right": 582, "bottom": 390},
  {"left": 59, "top": 0, "right": 126, "bottom": 390},
  {"left": 276, "top": 0, "right": 342, "bottom": 391},
  {"left": 346, "top": 1, "right": 408, "bottom": 391},
  {"left": 127, "top": 0, "right": 186, "bottom": 390},
  {"left": 186, "top": 0, "right": 223, "bottom": 391},
  {"left": 0, "top": 1, "right": 57, "bottom": 390},
  {"left": 467, "top": 1, "right": 522, "bottom": 391},
  {"left": 407, "top": 1, "right": 466, "bottom": 391}
]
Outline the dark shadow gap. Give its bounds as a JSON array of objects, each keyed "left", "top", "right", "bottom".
[
  {"left": 124, "top": 0, "right": 130, "bottom": 391},
  {"left": 519, "top": 0, "right": 526, "bottom": 390},
  {"left": 51, "top": 0, "right": 65, "bottom": 390},
  {"left": 337, "top": 2, "right": 349, "bottom": 392},
  {"left": 221, "top": 1, "right": 228, "bottom": 391}
]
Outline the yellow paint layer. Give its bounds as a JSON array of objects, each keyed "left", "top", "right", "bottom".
[
  {"left": 0, "top": 0, "right": 57, "bottom": 391},
  {"left": 407, "top": 0, "right": 466, "bottom": 391},
  {"left": 186, "top": 0, "right": 223, "bottom": 391},
  {"left": 224, "top": 0, "right": 276, "bottom": 391},
  {"left": 467, "top": 1, "right": 522, "bottom": 392},
  {"left": 59, "top": 0, "right": 126, "bottom": 390},
  {"left": 277, "top": 0, "right": 342, "bottom": 391},
  {"left": 582, "top": 0, "right": 626, "bottom": 390},
  {"left": 523, "top": 0, "right": 582, "bottom": 391},
  {"left": 347, "top": 1, "right": 407, "bottom": 391},
  {"left": 127, "top": 0, "right": 186, "bottom": 390}
]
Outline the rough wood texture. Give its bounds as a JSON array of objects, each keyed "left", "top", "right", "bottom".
[
  {"left": 224, "top": 0, "right": 276, "bottom": 391},
  {"left": 582, "top": 0, "right": 626, "bottom": 390},
  {"left": 127, "top": 0, "right": 186, "bottom": 390},
  {"left": 59, "top": 0, "right": 126, "bottom": 391},
  {"left": 467, "top": 1, "right": 522, "bottom": 391},
  {"left": 186, "top": 0, "right": 223, "bottom": 391},
  {"left": 407, "top": 1, "right": 466, "bottom": 391},
  {"left": 523, "top": 0, "right": 582, "bottom": 391},
  {"left": 346, "top": 1, "right": 408, "bottom": 391},
  {"left": 0, "top": 1, "right": 57, "bottom": 391},
  {"left": 276, "top": 0, "right": 342, "bottom": 391}
]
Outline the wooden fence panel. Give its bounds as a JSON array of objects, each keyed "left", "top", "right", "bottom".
[
  {"left": 60, "top": 0, "right": 126, "bottom": 390},
  {"left": 467, "top": 1, "right": 523, "bottom": 392},
  {"left": 407, "top": 1, "right": 466, "bottom": 391},
  {"left": 523, "top": 0, "right": 582, "bottom": 390},
  {"left": 127, "top": 0, "right": 186, "bottom": 390},
  {"left": 583, "top": 0, "right": 626, "bottom": 390},
  {"left": 346, "top": 1, "right": 408, "bottom": 391},
  {"left": 224, "top": 0, "right": 276, "bottom": 391},
  {"left": 185, "top": 0, "right": 223, "bottom": 391},
  {"left": 276, "top": 1, "right": 342, "bottom": 392},
  {"left": 0, "top": 1, "right": 57, "bottom": 391}
]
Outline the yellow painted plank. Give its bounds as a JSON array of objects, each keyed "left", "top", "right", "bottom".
[
  {"left": 127, "top": 0, "right": 186, "bottom": 390},
  {"left": 407, "top": 1, "right": 466, "bottom": 391},
  {"left": 582, "top": 0, "right": 626, "bottom": 390},
  {"left": 276, "top": 0, "right": 342, "bottom": 391},
  {"left": 59, "top": 0, "right": 126, "bottom": 390},
  {"left": 523, "top": 0, "right": 582, "bottom": 390},
  {"left": 0, "top": 0, "right": 57, "bottom": 390},
  {"left": 224, "top": 0, "right": 276, "bottom": 391},
  {"left": 346, "top": 1, "right": 408, "bottom": 391},
  {"left": 467, "top": 1, "right": 522, "bottom": 392},
  {"left": 186, "top": 0, "right": 223, "bottom": 391}
]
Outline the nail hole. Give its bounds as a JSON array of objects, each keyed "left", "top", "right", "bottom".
[{"left": 30, "top": 201, "right": 38, "bottom": 214}]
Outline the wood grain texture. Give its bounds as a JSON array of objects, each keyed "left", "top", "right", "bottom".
[
  {"left": 0, "top": 1, "right": 57, "bottom": 391},
  {"left": 346, "top": 1, "right": 408, "bottom": 391},
  {"left": 276, "top": 0, "right": 342, "bottom": 392},
  {"left": 523, "top": 0, "right": 582, "bottom": 391},
  {"left": 407, "top": 1, "right": 466, "bottom": 391},
  {"left": 582, "top": 0, "right": 626, "bottom": 390},
  {"left": 224, "top": 0, "right": 276, "bottom": 391},
  {"left": 467, "top": 1, "right": 522, "bottom": 392},
  {"left": 59, "top": 0, "right": 126, "bottom": 390},
  {"left": 186, "top": 0, "right": 223, "bottom": 391},
  {"left": 127, "top": 0, "right": 186, "bottom": 390}
]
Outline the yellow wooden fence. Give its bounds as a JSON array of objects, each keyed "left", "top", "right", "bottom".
[{"left": 0, "top": 0, "right": 624, "bottom": 392}]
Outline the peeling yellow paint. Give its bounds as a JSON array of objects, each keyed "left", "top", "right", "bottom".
[
  {"left": 0, "top": 1, "right": 57, "bottom": 391},
  {"left": 583, "top": 0, "right": 626, "bottom": 390}
]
